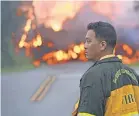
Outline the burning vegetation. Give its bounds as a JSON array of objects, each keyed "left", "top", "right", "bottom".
[{"left": 13, "top": 1, "right": 139, "bottom": 67}]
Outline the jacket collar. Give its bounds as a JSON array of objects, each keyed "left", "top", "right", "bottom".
[
  {"left": 92, "top": 55, "right": 122, "bottom": 66},
  {"left": 96, "top": 56, "right": 122, "bottom": 65},
  {"left": 100, "top": 54, "right": 115, "bottom": 60}
]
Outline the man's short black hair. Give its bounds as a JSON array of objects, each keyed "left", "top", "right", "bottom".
[{"left": 87, "top": 21, "right": 117, "bottom": 49}]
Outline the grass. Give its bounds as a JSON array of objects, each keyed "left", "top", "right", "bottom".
[
  {"left": 1, "top": 64, "right": 35, "bottom": 73},
  {"left": 1, "top": 62, "right": 139, "bottom": 74},
  {"left": 128, "top": 62, "right": 139, "bottom": 67}
]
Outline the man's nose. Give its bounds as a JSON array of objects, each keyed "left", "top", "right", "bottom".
[{"left": 84, "top": 42, "right": 88, "bottom": 49}]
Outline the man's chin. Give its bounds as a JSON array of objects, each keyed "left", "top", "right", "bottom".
[
  {"left": 85, "top": 55, "right": 91, "bottom": 60},
  {"left": 85, "top": 55, "right": 96, "bottom": 61},
  {"left": 85, "top": 55, "right": 88, "bottom": 59}
]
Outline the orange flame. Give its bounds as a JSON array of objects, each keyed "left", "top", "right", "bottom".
[
  {"left": 123, "top": 44, "right": 133, "bottom": 56},
  {"left": 73, "top": 45, "right": 81, "bottom": 54},
  {"left": 38, "top": 43, "right": 139, "bottom": 66},
  {"left": 19, "top": 34, "right": 27, "bottom": 48},
  {"left": 40, "top": 43, "right": 87, "bottom": 65},
  {"left": 118, "top": 44, "right": 139, "bottom": 64},
  {"left": 31, "top": 34, "right": 43, "bottom": 48},
  {"left": 33, "top": 60, "right": 40, "bottom": 67},
  {"left": 24, "top": 19, "right": 32, "bottom": 32},
  {"left": 32, "top": 1, "right": 84, "bottom": 31},
  {"left": 16, "top": 2, "right": 139, "bottom": 66},
  {"left": 47, "top": 42, "right": 54, "bottom": 48},
  {"left": 36, "top": 34, "right": 42, "bottom": 47}
]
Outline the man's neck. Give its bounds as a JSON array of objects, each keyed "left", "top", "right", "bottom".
[
  {"left": 98, "top": 50, "right": 115, "bottom": 60},
  {"left": 99, "top": 54, "right": 115, "bottom": 60}
]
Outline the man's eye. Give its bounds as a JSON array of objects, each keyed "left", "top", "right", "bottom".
[{"left": 87, "top": 40, "right": 91, "bottom": 43}]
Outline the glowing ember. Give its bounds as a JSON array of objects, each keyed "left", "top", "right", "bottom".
[
  {"left": 33, "top": 60, "right": 40, "bottom": 67},
  {"left": 24, "top": 19, "right": 32, "bottom": 32},
  {"left": 73, "top": 45, "right": 81, "bottom": 54},
  {"left": 36, "top": 34, "right": 42, "bottom": 47},
  {"left": 71, "top": 52, "right": 78, "bottom": 59},
  {"left": 19, "top": 34, "right": 27, "bottom": 48},
  {"left": 47, "top": 42, "right": 54, "bottom": 48},
  {"left": 55, "top": 50, "right": 64, "bottom": 61}
]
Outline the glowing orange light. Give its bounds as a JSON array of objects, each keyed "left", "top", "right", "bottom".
[{"left": 73, "top": 45, "right": 81, "bottom": 54}]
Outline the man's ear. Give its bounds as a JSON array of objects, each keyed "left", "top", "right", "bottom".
[{"left": 100, "top": 41, "right": 107, "bottom": 51}]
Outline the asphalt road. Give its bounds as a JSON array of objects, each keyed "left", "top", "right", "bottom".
[{"left": 1, "top": 62, "right": 139, "bottom": 116}]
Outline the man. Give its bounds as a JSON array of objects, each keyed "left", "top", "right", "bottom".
[{"left": 72, "top": 21, "right": 139, "bottom": 116}]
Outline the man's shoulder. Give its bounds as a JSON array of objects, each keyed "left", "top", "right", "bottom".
[
  {"left": 84, "top": 63, "right": 108, "bottom": 77},
  {"left": 83, "top": 65, "right": 102, "bottom": 77},
  {"left": 80, "top": 65, "right": 103, "bottom": 87},
  {"left": 87, "top": 63, "right": 105, "bottom": 73},
  {"left": 121, "top": 63, "right": 139, "bottom": 76}
]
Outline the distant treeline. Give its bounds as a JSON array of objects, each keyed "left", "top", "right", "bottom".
[{"left": 1, "top": 1, "right": 32, "bottom": 68}]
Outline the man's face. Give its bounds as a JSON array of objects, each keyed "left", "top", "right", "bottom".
[{"left": 84, "top": 30, "right": 101, "bottom": 61}]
